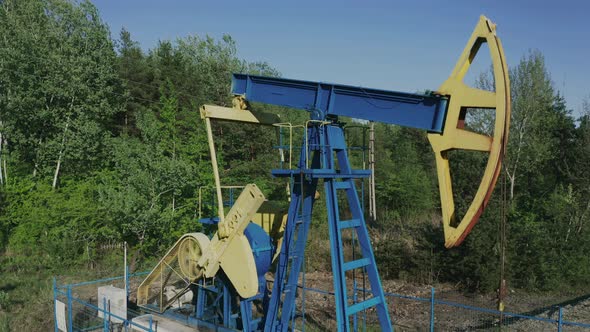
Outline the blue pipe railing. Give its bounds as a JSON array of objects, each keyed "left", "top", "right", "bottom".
[{"left": 55, "top": 273, "right": 590, "bottom": 331}]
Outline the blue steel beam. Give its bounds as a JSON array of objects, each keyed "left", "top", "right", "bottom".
[{"left": 232, "top": 74, "right": 448, "bottom": 133}]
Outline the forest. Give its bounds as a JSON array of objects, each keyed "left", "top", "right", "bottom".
[{"left": 1, "top": 0, "right": 590, "bottom": 330}]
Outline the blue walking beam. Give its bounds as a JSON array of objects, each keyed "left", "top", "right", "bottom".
[
  {"left": 232, "top": 73, "right": 448, "bottom": 132},
  {"left": 232, "top": 15, "right": 510, "bottom": 249}
]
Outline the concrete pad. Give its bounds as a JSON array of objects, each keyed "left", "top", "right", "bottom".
[{"left": 131, "top": 314, "right": 200, "bottom": 332}]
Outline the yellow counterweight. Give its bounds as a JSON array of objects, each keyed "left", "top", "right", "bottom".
[{"left": 428, "top": 15, "right": 510, "bottom": 248}]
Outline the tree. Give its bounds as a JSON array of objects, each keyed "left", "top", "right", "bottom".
[
  {"left": 504, "top": 51, "right": 556, "bottom": 201},
  {"left": 116, "top": 28, "right": 154, "bottom": 134},
  {"left": 0, "top": 0, "right": 124, "bottom": 186}
]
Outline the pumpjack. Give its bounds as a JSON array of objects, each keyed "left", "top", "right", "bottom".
[{"left": 136, "top": 15, "right": 510, "bottom": 331}]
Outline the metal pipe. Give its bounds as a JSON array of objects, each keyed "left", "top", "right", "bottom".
[
  {"left": 204, "top": 117, "right": 225, "bottom": 222},
  {"left": 67, "top": 286, "right": 73, "bottom": 332},
  {"left": 558, "top": 307, "right": 563, "bottom": 332},
  {"left": 430, "top": 287, "right": 435, "bottom": 332},
  {"left": 369, "top": 122, "right": 377, "bottom": 221},
  {"left": 124, "top": 242, "right": 128, "bottom": 300},
  {"left": 53, "top": 278, "right": 58, "bottom": 332},
  {"left": 102, "top": 297, "right": 108, "bottom": 332}
]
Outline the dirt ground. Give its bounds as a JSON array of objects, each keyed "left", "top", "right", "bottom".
[
  {"left": 66, "top": 270, "right": 590, "bottom": 331},
  {"left": 295, "top": 271, "right": 590, "bottom": 331}
]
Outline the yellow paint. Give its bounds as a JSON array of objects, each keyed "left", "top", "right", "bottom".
[
  {"left": 200, "top": 104, "right": 280, "bottom": 125},
  {"left": 199, "top": 103, "right": 280, "bottom": 227},
  {"left": 197, "top": 184, "right": 266, "bottom": 298},
  {"left": 252, "top": 201, "right": 287, "bottom": 238},
  {"left": 220, "top": 235, "right": 258, "bottom": 295},
  {"left": 204, "top": 116, "right": 225, "bottom": 223},
  {"left": 139, "top": 185, "right": 266, "bottom": 304},
  {"left": 199, "top": 104, "right": 294, "bottom": 263},
  {"left": 427, "top": 15, "right": 511, "bottom": 248},
  {"left": 251, "top": 201, "right": 288, "bottom": 262},
  {"left": 137, "top": 232, "right": 210, "bottom": 311},
  {"left": 232, "top": 95, "right": 249, "bottom": 110},
  {"left": 177, "top": 234, "right": 211, "bottom": 280}
]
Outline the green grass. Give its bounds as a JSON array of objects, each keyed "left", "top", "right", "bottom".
[{"left": 0, "top": 250, "right": 139, "bottom": 332}]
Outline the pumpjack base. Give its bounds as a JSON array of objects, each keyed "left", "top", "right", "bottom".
[
  {"left": 131, "top": 314, "right": 202, "bottom": 332},
  {"left": 132, "top": 309, "right": 239, "bottom": 332}
]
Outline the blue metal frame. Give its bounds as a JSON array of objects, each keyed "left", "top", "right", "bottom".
[
  {"left": 558, "top": 307, "right": 563, "bottom": 332},
  {"left": 430, "top": 287, "right": 435, "bottom": 332},
  {"left": 53, "top": 287, "right": 153, "bottom": 331},
  {"left": 54, "top": 273, "right": 590, "bottom": 331},
  {"left": 232, "top": 74, "right": 448, "bottom": 132},
  {"left": 229, "top": 74, "right": 452, "bottom": 326},
  {"left": 191, "top": 230, "right": 269, "bottom": 332},
  {"left": 102, "top": 297, "right": 108, "bottom": 332},
  {"left": 193, "top": 277, "right": 236, "bottom": 328},
  {"left": 323, "top": 124, "right": 392, "bottom": 331},
  {"left": 232, "top": 73, "right": 409, "bottom": 331},
  {"left": 53, "top": 278, "right": 59, "bottom": 332},
  {"left": 67, "top": 285, "right": 73, "bottom": 332},
  {"left": 260, "top": 121, "right": 392, "bottom": 332},
  {"left": 263, "top": 130, "right": 320, "bottom": 331}
]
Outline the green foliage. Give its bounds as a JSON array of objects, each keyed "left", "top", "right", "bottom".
[
  {"left": 0, "top": 0, "right": 124, "bottom": 181},
  {"left": 1, "top": 177, "right": 113, "bottom": 261},
  {"left": 0, "top": 291, "right": 9, "bottom": 311},
  {"left": 374, "top": 125, "right": 436, "bottom": 222},
  {"left": 1, "top": 2, "right": 590, "bottom": 331},
  {"left": 95, "top": 112, "right": 206, "bottom": 255}
]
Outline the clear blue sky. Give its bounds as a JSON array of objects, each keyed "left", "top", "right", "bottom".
[{"left": 92, "top": 0, "right": 589, "bottom": 114}]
